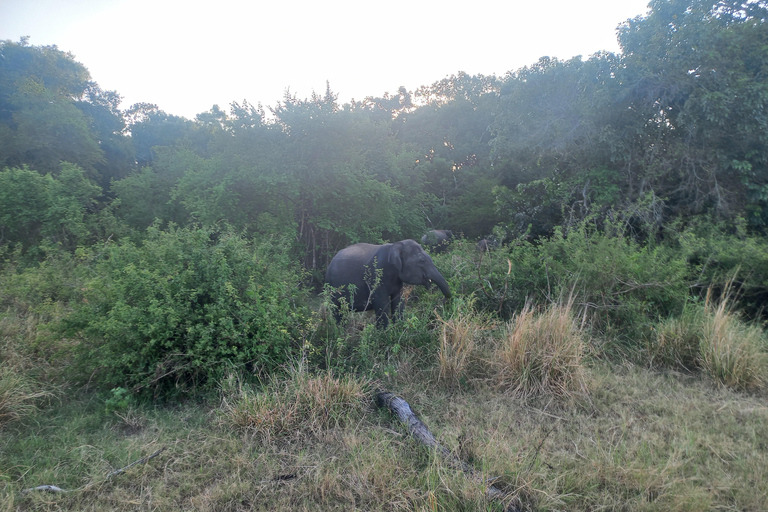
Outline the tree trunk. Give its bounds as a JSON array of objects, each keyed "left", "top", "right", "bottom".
[{"left": 375, "top": 391, "right": 520, "bottom": 511}]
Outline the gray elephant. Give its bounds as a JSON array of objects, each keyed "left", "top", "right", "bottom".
[
  {"left": 421, "top": 229, "right": 454, "bottom": 253},
  {"left": 477, "top": 238, "right": 499, "bottom": 252},
  {"left": 325, "top": 239, "right": 451, "bottom": 328}
]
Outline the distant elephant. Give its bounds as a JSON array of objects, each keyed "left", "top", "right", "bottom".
[
  {"left": 477, "top": 238, "right": 499, "bottom": 252},
  {"left": 325, "top": 239, "right": 451, "bottom": 328},
  {"left": 421, "top": 229, "right": 454, "bottom": 253}
]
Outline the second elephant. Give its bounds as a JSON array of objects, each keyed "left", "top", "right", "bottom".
[{"left": 421, "top": 229, "right": 454, "bottom": 253}]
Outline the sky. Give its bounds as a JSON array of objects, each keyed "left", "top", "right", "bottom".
[{"left": 1, "top": 0, "right": 651, "bottom": 119}]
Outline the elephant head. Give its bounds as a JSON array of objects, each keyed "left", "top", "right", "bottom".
[
  {"left": 385, "top": 239, "right": 451, "bottom": 298},
  {"left": 477, "top": 238, "right": 499, "bottom": 252}
]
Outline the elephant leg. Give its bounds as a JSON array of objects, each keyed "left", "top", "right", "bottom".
[
  {"left": 375, "top": 310, "right": 390, "bottom": 329},
  {"left": 329, "top": 291, "right": 344, "bottom": 324},
  {"left": 332, "top": 303, "right": 343, "bottom": 324},
  {"left": 372, "top": 289, "right": 393, "bottom": 328},
  {"left": 391, "top": 291, "right": 403, "bottom": 322}
]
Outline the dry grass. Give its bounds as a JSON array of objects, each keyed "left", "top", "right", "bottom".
[
  {"left": 436, "top": 304, "right": 490, "bottom": 388},
  {"left": 0, "top": 311, "right": 54, "bottom": 428},
  {"left": 4, "top": 297, "right": 768, "bottom": 511},
  {"left": 4, "top": 360, "right": 768, "bottom": 511},
  {"left": 0, "top": 369, "right": 51, "bottom": 428},
  {"left": 650, "top": 288, "right": 768, "bottom": 391},
  {"left": 219, "top": 363, "right": 370, "bottom": 441},
  {"left": 491, "top": 299, "right": 589, "bottom": 399},
  {"left": 699, "top": 292, "right": 768, "bottom": 391}
]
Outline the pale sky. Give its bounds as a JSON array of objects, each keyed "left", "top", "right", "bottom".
[{"left": 1, "top": 0, "right": 651, "bottom": 119}]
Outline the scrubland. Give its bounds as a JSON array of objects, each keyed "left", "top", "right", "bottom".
[{"left": 3, "top": 240, "right": 768, "bottom": 511}]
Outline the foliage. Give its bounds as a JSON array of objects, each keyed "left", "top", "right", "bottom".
[
  {"left": 0, "top": 39, "right": 129, "bottom": 179},
  {"left": 674, "top": 217, "right": 768, "bottom": 317},
  {"left": 0, "top": 163, "right": 104, "bottom": 252},
  {"left": 63, "top": 225, "right": 310, "bottom": 395},
  {"left": 441, "top": 219, "right": 690, "bottom": 343}
]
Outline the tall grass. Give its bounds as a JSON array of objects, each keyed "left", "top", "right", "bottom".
[
  {"left": 0, "top": 369, "right": 50, "bottom": 428},
  {"left": 436, "top": 298, "right": 490, "bottom": 388},
  {"left": 0, "top": 311, "right": 54, "bottom": 428},
  {"left": 650, "top": 287, "right": 768, "bottom": 391},
  {"left": 492, "top": 298, "right": 588, "bottom": 398},
  {"left": 699, "top": 291, "right": 767, "bottom": 391}
]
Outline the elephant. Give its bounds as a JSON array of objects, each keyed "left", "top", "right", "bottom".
[
  {"left": 325, "top": 239, "right": 451, "bottom": 328},
  {"left": 477, "top": 238, "right": 499, "bottom": 252},
  {"left": 420, "top": 229, "right": 454, "bottom": 253}
]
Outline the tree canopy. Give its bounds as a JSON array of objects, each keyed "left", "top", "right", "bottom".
[{"left": 2, "top": 0, "right": 768, "bottom": 266}]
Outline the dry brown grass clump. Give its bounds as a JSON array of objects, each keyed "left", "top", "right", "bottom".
[
  {"left": 650, "top": 287, "right": 768, "bottom": 391},
  {"left": 491, "top": 299, "right": 588, "bottom": 398},
  {"left": 219, "top": 364, "right": 369, "bottom": 441},
  {"left": 699, "top": 294, "right": 767, "bottom": 391},
  {"left": 0, "top": 369, "right": 51, "bottom": 428},
  {"left": 436, "top": 304, "right": 491, "bottom": 388}
]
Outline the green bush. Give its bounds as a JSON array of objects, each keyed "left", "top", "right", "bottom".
[
  {"left": 676, "top": 218, "right": 768, "bottom": 318},
  {"left": 0, "top": 164, "right": 103, "bottom": 253},
  {"left": 440, "top": 221, "right": 689, "bottom": 343},
  {"left": 64, "top": 225, "right": 310, "bottom": 395},
  {"left": 0, "top": 243, "right": 86, "bottom": 317}
]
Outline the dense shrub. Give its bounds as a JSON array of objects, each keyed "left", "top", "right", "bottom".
[
  {"left": 0, "top": 164, "right": 104, "bottom": 253},
  {"left": 64, "top": 225, "right": 310, "bottom": 395},
  {"left": 440, "top": 221, "right": 690, "bottom": 342},
  {"left": 675, "top": 218, "right": 768, "bottom": 319}
]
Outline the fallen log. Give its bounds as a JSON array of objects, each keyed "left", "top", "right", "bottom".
[{"left": 376, "top": 391, "right": 520, "bottom": 512}]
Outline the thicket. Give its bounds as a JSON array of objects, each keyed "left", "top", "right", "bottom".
[
  {"left": 59, "top": 226, "right": 310, "bottom": 395},
  {"left": 2, "top": 0, "right": 768, "bottom": 404}
]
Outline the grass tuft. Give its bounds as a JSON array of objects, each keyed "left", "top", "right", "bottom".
[
  {"left": 699, "top": 291, "right": 767, "bottom": 391},
  {"left": 650, "top": 287, "right": 768, "bottom": 391},
  {"left": 648, "top": 303, "right": 702, "bottom": 370},
  {"left": 0, "top": 368, "right": 50, "bottom": 428},
  {"left": 219, "top": 363, "right": 370, "bottom": 440},
  {"left": 491, "top": 298, "right": 588, "bottom": 398},
  {"left": 436, "top": 300, "right": 490, "bottom": 388}
]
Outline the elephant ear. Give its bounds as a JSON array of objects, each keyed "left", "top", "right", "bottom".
[{"left": 387, "top": 243, "right": 403, "bottom": 271}]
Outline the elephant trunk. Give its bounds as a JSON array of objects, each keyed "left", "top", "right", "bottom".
[{"left": 429, "top": 269, "right": 451, "bottom": 299}]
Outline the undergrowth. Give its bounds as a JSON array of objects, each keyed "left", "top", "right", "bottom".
[{"left": 650, "top": 286, "right": 768, "bottom": 391}]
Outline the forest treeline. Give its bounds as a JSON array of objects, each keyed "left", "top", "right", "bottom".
[
  {"left": 2, "top": 0, "right": 767, "bottom": 261},
  {"left": 3, "top": 0, "right": 768, "bottom": 393}
]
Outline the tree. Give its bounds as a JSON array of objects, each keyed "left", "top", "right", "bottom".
[
  {"left": 0, "top": 39, "right": 107, "bottom": 176},
  {"left": 0, "top": 163, "right": 102, "bottom": 251},
  {"left": 618, "top": 0, "right": 768, "bottom": 226}
]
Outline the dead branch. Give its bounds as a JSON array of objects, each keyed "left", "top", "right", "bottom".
[
  {"left": 106, "top": 447, "right": 166, "bottom": 478},
  {"left": 21, "top": 485, "right": 68, "bottom": 494},
  {"left": 376, "top": 391, "right": 521, "bottom": 512}
]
